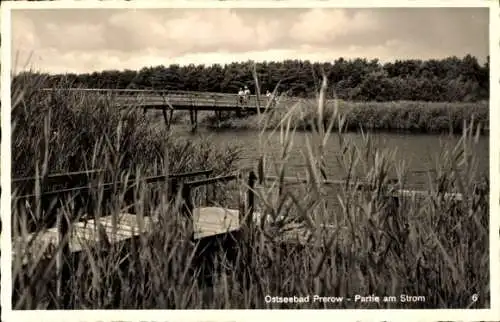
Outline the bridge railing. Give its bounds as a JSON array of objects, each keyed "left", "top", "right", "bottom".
[
  {"left": 11, "top": 168, "right": 219, "bottom": 275},
  {"left": 11, "top": 167, "right": 260, "bottom": 245},
  {"left": 12, "top": 169, "right": 215, "bottom": 234},
  {"left": 11, "top": 167, "right": 257, "bottom": 273},
  {"left": 261, "top": 175, "right": 470, "bottom": 201},
  {"left": 39, "top": 88, "right": 301, "bottom": 109},
  {"left": 180, "top": 170, "right": 257, "bottom": 228}
]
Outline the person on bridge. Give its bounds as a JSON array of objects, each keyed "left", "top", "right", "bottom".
[
  {"left": 265, "top": 90, "right": 276, "bottom": 107},
  {"left": 244, "top": 86, "right": 251, "bottom": 105},
  {"left": 238, "top": 88, "right": 245, "bottom": 106}
]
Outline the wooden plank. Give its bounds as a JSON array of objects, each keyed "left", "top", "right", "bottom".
[
  {"left": 12, "top": 207, "right": 248, "bottom": 265},
  {"left": 192, "top": 207, "right": 240, "bottom": 239},
  {"left": 12, "top": 213, "right": 159, "bottom": 264},
  {"left": 40, "top": 88, "right": 303, "bottom": 107},
  {"left": 263, "top": 176, "right": 464, "bottom": 200},
  {"left": 114, "top": 93, "right": 277, "bottom": 110},
  {"left": 12, "top": 208, "right": 355, "bottom": 266}
]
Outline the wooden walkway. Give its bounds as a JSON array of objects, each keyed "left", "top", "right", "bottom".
[
  {"left": 12, "top": 206, "right": 355, "bottom": 265},
  {"left": 11, "top": 169, "right": 470, "bottom": 266},
  {"left": 41, "top": 88, "right": 299, "bottom": 132},
  {"left": 11, "top": 168, "right": 257, "bottom": 265},
  {"left": 41, "top": 88, "right": 298, "bottom": 112},
  {"left": 12, "top": 207, "right": 247, "bottom": 265}
]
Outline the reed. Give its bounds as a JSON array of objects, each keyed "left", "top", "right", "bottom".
[{"left": 11, "top": 70, "right": 489, "bottom": 309}]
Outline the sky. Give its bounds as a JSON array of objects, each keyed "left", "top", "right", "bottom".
[{"left": 10, "top": 7, "right": 489, "bottom": 74}]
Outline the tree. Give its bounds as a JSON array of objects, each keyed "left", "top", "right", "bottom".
[{"left": 18, "top": 55, "right": 488, "bottom": 102}]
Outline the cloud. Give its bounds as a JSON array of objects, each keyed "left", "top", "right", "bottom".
[
  {"left": 10, "top": 7, "right": 489, "bottom": 74},
  {"left": 289, "top": 9, "right": 379, "bottom": 44},
  {"left": 104, "top": 9, "right": 286, "bottom": 54},
  {"left": 44, "top": 22, "right": 106, "bottom": 51},
  {"left": 12, "top": 13, "right": 37, "bottom": 50}
]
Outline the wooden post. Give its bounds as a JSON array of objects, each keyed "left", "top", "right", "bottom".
[
  {"left": 189, "top": 109, "right": 194, "bottom": 130},
  {"left": 205, "top": 173, "right": 210, "bottom": 206},
  {"left": 194, "top": 109, "right": 198, "bottom": 132},
  {"left": 236, "top": 170, "right": 257, "bottom": 289},
  {"left": 212, "top": 174, "right": 217, "bottom": 203},
  {"left": 189, "top": 108, "right": 198, "bottom": 133},
  {"left": 169, "top": 177, "right": 179, "bottom": 202},
  {"left": 246, "top": 171, "right": 257, "bottom": 230},
  {"left": 387, "top": 195, "right": 400, "bottom": 217},
  {"left": 168, "top": 109, "right": 174, "bottom": 130},
  {"left": 165, "top": 109, "right": 173, "bottom": 131},
  {"left": 386, "top": 181, "right": 400, "bottom": 217},
  {"left": 215, "top": 110, "right": 221, "bottom": 128},
  {"left": 181, "top": 184, "right": 193, "bottom": 219},
  {"left": 56, "top": 200, "right": 72, "bottom": 309},
  {"left": 161, "top": 106, "right": 169, "bottom": 129},
  {"left": 238, "top": 171, "right": 244, "bottom": 221}
]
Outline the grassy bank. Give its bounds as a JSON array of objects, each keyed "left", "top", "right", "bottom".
[
  {"left": 12, "top": 74, "right": 489, "bottom": 309},
  {"left": 201, "top": 99, "right": 489, "bottom": 134},
  {"left": 11, "top": 77, "right": 242, "bottom": 231},
  {"left": 12, "top": 82, "right": 242, "bottom": 179},
  {"left": 143, "top": 98, "right": 489, "bottom": 135}
]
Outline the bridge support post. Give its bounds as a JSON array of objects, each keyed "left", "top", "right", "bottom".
[
  {"left": 163, "top": 108, "right": 174, "bottom": 131},
  {"left": 215, "top": 110, "right": 222, "bottom": 128},
  {"left": 168, "top": 109, "right": 174, "bottom": 130},
  {"left": 194, "top": 110, "right": 198, "bottom": 131},
  {"left": 189, "top": 109, "right": 198, "bottom": 133},
  {"left": 161, "top": 106, "right": 169, "bottom": 129}
]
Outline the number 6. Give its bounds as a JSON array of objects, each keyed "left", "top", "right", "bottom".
[{"left": 471, "top": 294, "right": 479, "bottom": 302}]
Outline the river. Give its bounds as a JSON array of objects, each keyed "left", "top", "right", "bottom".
[{"left": 177, "top": 127, "right": 489, "bottom": 190}]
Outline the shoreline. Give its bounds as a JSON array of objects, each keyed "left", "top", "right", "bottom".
[
  {"left": 147, "top": 99, "right": 490, "bottom": 136},
  {"left": 202, "top": 125, "right": 490, "bottom": 136}
]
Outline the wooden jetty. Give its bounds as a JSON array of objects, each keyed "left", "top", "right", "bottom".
[
  {"left": 11, "top": 165, "right": 478, "bottom": 308},
  {"left": 12, "top": 207, "right": 245, "bottom": 265},
  {"left": 12, "top": 168, "right": 469, "bottom": 264},
  {"left": 12, "top": 168, "right": 261, "bottom": 308},
  {"left": 40, "top": 88, "right": 301, "bottom": 132},
  {"left": 11, "top": 168, "right": 258, "bottom": 264}
]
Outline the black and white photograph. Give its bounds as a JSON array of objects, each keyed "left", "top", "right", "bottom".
[{"left": 2, "top": 0, "right": 498, "bottom": 318}]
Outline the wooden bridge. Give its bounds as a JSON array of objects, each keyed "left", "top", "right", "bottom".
[{"left": 41, "top": 88, "right": 300, "bottom": 132}]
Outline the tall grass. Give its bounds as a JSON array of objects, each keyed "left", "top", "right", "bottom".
[
  {"left": 11, "top": 71, "right": 489, "bottom": 309},
  {"left": 12, "top": 74, "right": 241, "bottom": 178},
  {"left": 201, "top": 98, "right": 488, "bottom": 135}
]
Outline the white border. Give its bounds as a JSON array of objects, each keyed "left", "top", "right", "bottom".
[
  {"left": 1, "top": 1, "right": 499, "bottom": 321},
  {"left": 1, "top": 2, "right": 13, "bottom": 321}
]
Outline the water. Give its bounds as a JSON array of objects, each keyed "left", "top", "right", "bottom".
[{"left": 181, "top": 128, "right": 489, "bottom": 191}]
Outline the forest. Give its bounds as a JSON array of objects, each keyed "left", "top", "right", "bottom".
[{"left": 15, "top": 54, "right": 489, "bottom": 102}]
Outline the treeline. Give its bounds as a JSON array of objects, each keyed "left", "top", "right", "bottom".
[{"left": 17, "top": 55, "right": 489, "bottom": 102}]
